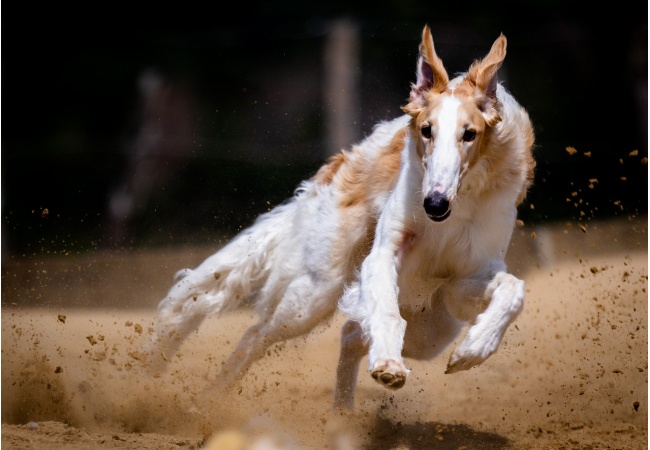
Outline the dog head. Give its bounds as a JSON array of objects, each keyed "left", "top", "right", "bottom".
[{"left": 402, "top": 25, "right": 506, "bottom": 222}]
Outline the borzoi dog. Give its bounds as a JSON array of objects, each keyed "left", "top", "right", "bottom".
[{"left": 146, "top": 25, "right": 535, "bottom": 409}]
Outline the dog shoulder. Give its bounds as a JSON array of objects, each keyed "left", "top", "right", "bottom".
[{"left": 313, "top": 116, "right": 411, "bottom": 211}]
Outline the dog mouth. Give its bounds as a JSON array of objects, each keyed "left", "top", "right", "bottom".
[
  {"left": 423, "top": 195, "right": 451, "bottom": 222},
  {"left": 426, "top": 209, "right": 451, "bottom": 222}
]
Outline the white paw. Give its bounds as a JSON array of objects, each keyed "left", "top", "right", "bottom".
[
  {"left": 445, "top": 324, "right": 500, "bottom": 374},
  {"left": 370, "top": 358, "right": 410, "bottom": 390},
  {"left": 446, "top": 273, "right": 524, "bottom": 374}
]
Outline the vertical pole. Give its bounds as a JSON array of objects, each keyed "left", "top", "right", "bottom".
[{"left": 323, "top": 18, "right": 361, "bottom": 157}]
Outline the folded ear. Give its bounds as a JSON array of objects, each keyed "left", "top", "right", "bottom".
[
  {"left": 468, "top": 33, "right": 507, "bottom": 98},
  {"left": 406, "top": 25, "right": 449, "bottom": 110}
]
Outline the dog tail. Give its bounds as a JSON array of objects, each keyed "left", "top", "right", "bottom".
[{"left": 146, "top": 199, "right": 295, "bottom": 368}]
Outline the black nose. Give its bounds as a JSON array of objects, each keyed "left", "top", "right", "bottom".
[{"left": 423, "top": 193, "right": 451, "bottom": 222}]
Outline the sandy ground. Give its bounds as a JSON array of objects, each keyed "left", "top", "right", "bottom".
[{"left": 2, "top": 216, "right": 647, "bottom": 449}]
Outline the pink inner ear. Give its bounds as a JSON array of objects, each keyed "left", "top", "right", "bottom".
[
  {"left": 405, "top": 26, "right": 450, "bottom": 111},
  {"left": 419, "top": 59, "right": 434, "bottom": 90},
  {"left": 486, "top": 74, "right": 498, "bottom": 97},
  {"left": 467, "top": 34, "right": 507, "bottom": 94},
  {"left": 410, "top": 56, "right": 434, "bottom": 102}
]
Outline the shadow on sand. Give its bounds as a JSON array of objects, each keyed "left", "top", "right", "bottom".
[{"left": 364, "top": 416, "right": 510, "bottom": 450}]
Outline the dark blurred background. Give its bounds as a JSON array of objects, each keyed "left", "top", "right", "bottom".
[{"left": 2, "top": 1, "right": 647, "bottom": 257}]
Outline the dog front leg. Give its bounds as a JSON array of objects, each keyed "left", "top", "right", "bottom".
[
  {"left": 357, "top": 241, "right": 411, "bottom": 390},
  {"left": 338, "top": 146, "right": 421, "bottom": 391},
  {"left": 443, "top": 264, "right": 525, "bottom": 374}
]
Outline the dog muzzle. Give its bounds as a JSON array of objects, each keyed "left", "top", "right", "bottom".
[{"left": 423, "top": 194, "right": 451, "bottom": 222}]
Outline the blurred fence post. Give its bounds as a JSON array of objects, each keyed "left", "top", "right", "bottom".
[{"left": 323, "top": 18, "right": 361, "bottom": 158}]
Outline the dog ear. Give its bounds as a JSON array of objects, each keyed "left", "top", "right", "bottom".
[
  {"left": 467, "top": 34, "right": 507, "bottom": 126},
  {"left": 404, "top": 25, "right": 449, "bottom": 113},
  {"left": 468, "top": 33, "right": 507, "bottom": 98}
]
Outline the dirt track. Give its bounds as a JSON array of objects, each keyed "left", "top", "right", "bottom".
[{"left": 2, "top": 217, "right": 647, "bottom": 449}]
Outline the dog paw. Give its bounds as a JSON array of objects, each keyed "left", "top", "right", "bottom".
[
  {"left": 445, "top": 350, "right": 485, "bottom": 374},
  {"left": 445, "top": 330, "right": 498, "bottom": 374},
  {"left": 370, "top": 359, "right": 409, "bottom": 390}
]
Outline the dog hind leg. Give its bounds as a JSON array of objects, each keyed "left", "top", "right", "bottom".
[
  {"left": 333, "top": 319, "right": 368, "bottom": 409},
  {"left": 146, "top": 238, "right": 275, "bottom": 370},
  {"left": 215, "top": 276, "right": 343, "bottom": 389},
  {"left": 145, "top": 201, "right": 296, "bottom": 371}
]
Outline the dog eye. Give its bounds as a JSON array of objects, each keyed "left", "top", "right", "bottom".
[
  {"left": 462, "top": 129, "right": 477, "bottom": 142},
  {"left": 421, "top": 126, "right": 432, "bottom": 139}
]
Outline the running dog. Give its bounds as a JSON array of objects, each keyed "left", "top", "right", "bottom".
[{"left": 146, "top": 25, "right": 535, "bottom": 409}]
